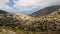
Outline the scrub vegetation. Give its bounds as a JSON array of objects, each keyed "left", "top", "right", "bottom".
[{"left": 0, "top": 9, "right": 60, "bottom": 34}]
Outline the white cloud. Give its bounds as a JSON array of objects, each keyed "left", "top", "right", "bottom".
[
  {"left": 14, "top": 0, "right": 39, "bottom": 7},
  {"left": 0, "top": 0, "right": 9, "bottom": 10},
  {"left": 13, "top": 0, "right": 60, "bottom": 10},
  {"left": 39, "top": 0, "right": 60, "bottom": 8},
  {"left": 0, "top": 0, "right": 60, "bottom": 15},
  {"left": 0, "top": 0, "right": 17, "bottom": 13},
  {"left": 13, "top": 0, "right": 42, "bottom": 11}
]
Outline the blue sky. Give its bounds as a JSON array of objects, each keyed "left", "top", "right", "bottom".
[
  {"left": 7, "top": 0, "right": 14, "bottom": 7},
  {"left": 0, "top": 0, "right": 60, "bottom": 15}
]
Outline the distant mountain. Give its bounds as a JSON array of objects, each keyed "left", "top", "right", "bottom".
[{"left": 29, "top": 5, "right": 60, "bottom": 17}]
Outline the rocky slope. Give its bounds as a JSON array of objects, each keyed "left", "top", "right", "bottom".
[
  {"left": 0, "top": 10, "right": 33, "bottom": 34},
  {"left": 27, "top": 9, "right": 60, "bottom": 32},
  {"left": 0, "top": 10, "right": 32, "bottom": 26},
  {"left": 29, "top": 5, "right": 60, "bottom": 17},
  {"left": 0, "top": 9, "right": 60, "bottom": 34}
]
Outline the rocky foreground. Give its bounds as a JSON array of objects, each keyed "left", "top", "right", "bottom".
[{"left": 0, "top": 9, "right": 60, "bottom": 34}]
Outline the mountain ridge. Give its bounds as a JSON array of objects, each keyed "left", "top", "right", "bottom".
[{"left": 29, "top": 5, "right": 60, "bottom": 17}]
